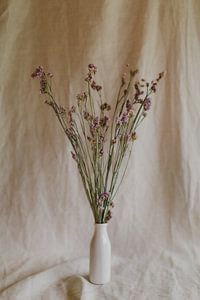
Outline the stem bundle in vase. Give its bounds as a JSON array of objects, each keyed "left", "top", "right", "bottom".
[{"left": 32, "top": 64, "right": 164, "bottom": 224}]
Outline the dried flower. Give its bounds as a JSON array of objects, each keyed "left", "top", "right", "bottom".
[
  {"left": 40, "top": 78, "right": 48, "bottom": 94},
  {"left": 126, "top": 100, "right": 132, "bottom": 111},
  {"left": 76, "top": 92, "right": 87, "bottom": 101},
  {"left": 90, "top": 117, "right": 99, "bottom": 129},
  {"left": 96, "top": 85, "right": 102, "bottom": 91},
  {"left": 112, "top": 138, "right": 117, "bottom": 144},
  {"left": 96, "top": 192, "right": 109, "bottom": 210},
  {"left": 91, "top": 81, "right": 96, "bottom": 90},
  {"left": 110, "top": 201, "right": 114, "bottom": 208},
  {"left": 88, "top": 63, "right": 97, "bottom": 74},
  {"left": 58, "top": 106, "right": 66, "bottom": 114},
  {"left": 68, "top": 109, "right": 74, "bottom": 124},
  {"left": 121, "top": 112, "right": 129, "bottom": 124},
  {"left": 151, "top": 83, "right": 157, "bottom": 93},
  {"left": 84, "top": 73, "right": 92, "bottom": 82},
  {"left": 83, "top": 111, "right": 90, "bottom": 120},
  {"left": 143, "top": 98, "right": 151, "bottom": 111},
  {"left": 100, "top": 103, "right": 111, "bottom": 111},
  {"left": 44, "top": 99, "right": 52, "bottom": 105},
  {"left": 70, "top": 106, "right": 76, "bottom": 113},
  {"left": 131, "top": 132, "right": 137, "bottom": 141},
  {"left": 99, "top": 148, "right": 104, "bottom": 156},
  {"left": 31, "top": 66, "right": 44, "bottom": 79},
  {"left": 100, "top": 192, "right": 109, "bottom": 199},
  {"left": 100, "top": 116, "right": 109, "bottom": 127},
  {"left": 130, "top": 69, "right": 138, "bottom": 77},
  {"left": 32, "top": 64, "right": 164, "bottom": 224},
  {"left": 91, "top": 81, "right": 102, "bottom": 92},
  {"left": 157, "top": 72, "right": 165, "bottom": 81},
  {"left": 105, "top": 210, "right": 112, "bottom": 222}
]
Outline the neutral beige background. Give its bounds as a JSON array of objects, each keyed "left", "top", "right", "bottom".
[{"left": 1, "top": 0, "right": 200, "bottom": 299}]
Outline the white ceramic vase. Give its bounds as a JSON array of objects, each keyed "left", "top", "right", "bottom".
[{"left": 89, "top": 223, "right": 111, "bottom": 284}]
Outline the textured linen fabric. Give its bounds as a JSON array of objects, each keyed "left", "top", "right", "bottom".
[{"left": 1, "top": 0, "right": 200, "bottom": 299}]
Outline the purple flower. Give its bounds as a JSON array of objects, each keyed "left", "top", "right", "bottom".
[
  {"left": 40, "top": 78, "right": 48, "bottom": 94},
  {"left": 76, "top": 92, "right": 87, "bottom": 101},
  {"left": 88, "top": 64, "right": 97, "bottom": 74},
  {"left": 100, "top": 116, "right": 109, "bottom": 127},
  {"left": 100, "top": 192, "right": 109, "bottom": 199},
  {"left": 90, "top": 117, "right": 99, "bottom": 129},
  {"left": 96, "top": 192, "right": 110, "bottom": 210},
  {"left": 68, "top": 110, "right": 73, "bottom": 124},
  {"left": 31, "top": 66, "right": 44, "bottom": 79},
  {"left": 126, "top": 100, "right": 132, "bottom": 111},
  {"left": 121, "top": 112, "right": 129, "bottom": 124},
  {"left": 143, "top": 98, "right": 151, "bottom": 111}
]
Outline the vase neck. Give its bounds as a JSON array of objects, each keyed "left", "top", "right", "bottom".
[{"left": 94, "top": 223, "right": 108, "bottom": 233}]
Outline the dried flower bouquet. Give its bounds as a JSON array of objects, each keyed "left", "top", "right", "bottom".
[{"left": 32, "top": 64, "right": 164, "bottom": 224}]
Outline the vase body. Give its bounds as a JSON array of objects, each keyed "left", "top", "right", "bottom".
[{"left": 89, "top": 223, "right": 111, "bottom": 284}]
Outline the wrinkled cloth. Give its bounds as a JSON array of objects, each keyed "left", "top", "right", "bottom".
[
  {"left": 1, "top": 255, "right": 200, "bottom": 300},
  {"left": 1, "top": 0, "right": 200, "bottom": 299}
]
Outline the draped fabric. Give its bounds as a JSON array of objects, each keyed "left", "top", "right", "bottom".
[{"left": 1, "top": 0, "right": 200, "bottom": 299}]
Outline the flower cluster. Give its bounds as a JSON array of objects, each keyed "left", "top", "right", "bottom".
[
  {"left": 96, "top": 192, "right": 114, "bottom": 223},
  {"left": 31, "top": 66, "right": 44, "bottom": 78},
  {"left": 85, "top": 63, "right": 102, "bottom": 91},
  {"left": 100, "top": 103, "right": 111, "bottom": 111},
  {"left": 32, "top": 64, "right": 164, "bottom": 223},
  {"left": 97, "top": 192, "right": 110, "bottom": 211},
  {"left": 31, "top": 66, "right": 53, "bottom": 94}
]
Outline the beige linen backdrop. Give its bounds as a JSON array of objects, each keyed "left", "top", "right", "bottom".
[{"left": 1, "top": 0, "right": 200, "bottom": 299}]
